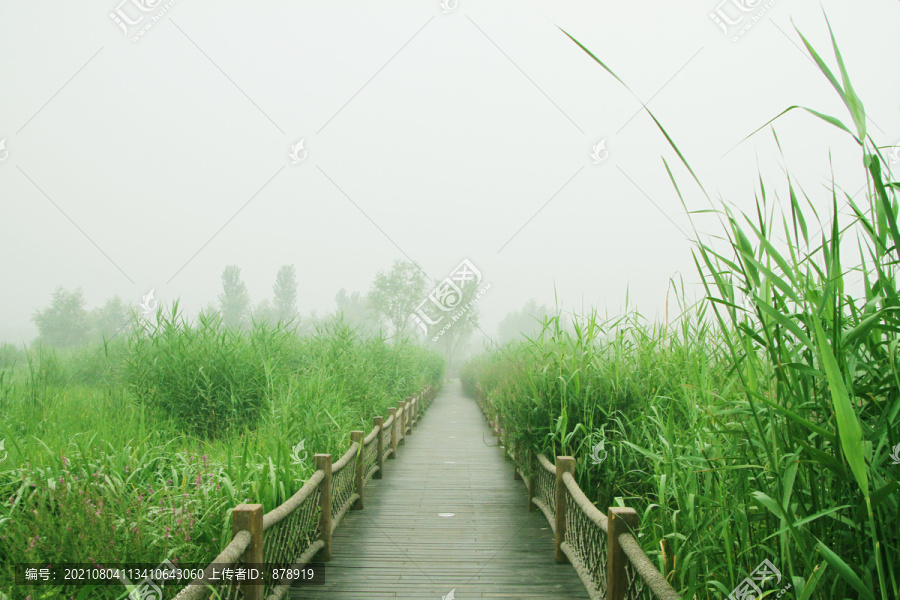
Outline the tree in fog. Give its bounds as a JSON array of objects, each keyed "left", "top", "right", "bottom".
[
  {"left": 0, "top": 343, "right": 21, "bottom": 369},
  {"left": 367, "top": 260, "right": 427, "bottom": 339},
  {"left": 296, "top": 309, "right": 324, "bottom": 336},
  {"left": 497, "top": 298, "right": 551, "bottom": 344},
  {"left": 32, "top": 287, "right": 90, "bottom": 347},
  {"left": 251, "top": 299, "right": 276, "bottom": 323},
  {"left": 89, "top": 295, "right": 131, "bottom": 338},
  {"left": 198, "top": 302, "right": 220, "bottom": 321},
  {"left": 219, "top": 265, "right": 250, "bottom": 326},
  {"left": 273, "top": 265, "right": 298, "bottom": 323},
  {"left": 335, "top": 289, "right": 376, "bottom": 333},
  {"left": 433, "top": 283, "right": 480, "bottom": 370}
]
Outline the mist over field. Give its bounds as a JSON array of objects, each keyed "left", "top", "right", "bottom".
[
  {"left": 2, "top": 1, "right": 897, "bottom": 350},
  {"left": 2, "top": 2, "right": 900, "bottom": 599}
]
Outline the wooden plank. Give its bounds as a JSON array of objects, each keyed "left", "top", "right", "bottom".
[{"left": 292, "top": 380, "right": 589, "bottom": 600}]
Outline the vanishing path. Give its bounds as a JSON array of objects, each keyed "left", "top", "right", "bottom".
[{"left": 292, "top": 379, "right": 589, "bottom": 599}]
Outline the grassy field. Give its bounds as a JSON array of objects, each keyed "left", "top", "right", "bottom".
[
  {"left": 0, "top": 308, "right": 443, "bottom": 599},
  {"left": 463, "top": 27, "right": 900, "bottom": 600}
]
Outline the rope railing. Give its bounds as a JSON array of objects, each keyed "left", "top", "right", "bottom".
[
  {"left": 618, "top": 533, "right": 681, "bottom": 600},
  {"left": 363, "top": 424, "right": 379, "bottom": 445},
  {"left": 362, "top": 431, "right": 379, "bottom": 483},
  {"left": 261, "top": 473, "right": 323, "bottom": 600},
  {"left": 531, "top": 452, "right": 557, "bottom": 530},
  {"left": 472, "top": 383, "right": 681, "bottom": 600},
  {"left": 330, "top": 442, "right": 360, "bottom": 531},
  {"left": 383, "top": 409, "right": 396, "bottom": 461},
  {"left": 172, "top": 384, "right": 437, "bottom": 600},
  {"left": 561, "top": 471, "right": 608, "bottom": 599},
  {"left": 170, "top": 531, "right": 253, "bottom": 600}
]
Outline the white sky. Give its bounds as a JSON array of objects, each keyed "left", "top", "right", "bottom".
[{"left": 1, "top": 0, "right": 899, "bottom": 345}]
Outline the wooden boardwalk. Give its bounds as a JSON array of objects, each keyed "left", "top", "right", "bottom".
[{"left": 292, "top": 379, "right": 589, "bottom": 600}]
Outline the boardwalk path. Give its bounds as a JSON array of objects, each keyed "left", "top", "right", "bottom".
[{"left": 293, "top": 379, "right": 589, "bottom": 599}]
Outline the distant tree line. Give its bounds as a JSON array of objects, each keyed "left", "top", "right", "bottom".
[
  {"left": 29, "top": 260, "right": 550, "bottom": 360},
  {"left": 31, "top": 289, "right": 130, "bottom": 348}
]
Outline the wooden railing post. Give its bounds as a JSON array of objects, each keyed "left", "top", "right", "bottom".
[
  {"left": 351, "top": 431, "right": 364, "bottom": 510},
  {"left": 315, "top": 454, "right": 333, "bottom": 561},
  {"left": 374, "top": 416, "right": 384, "bottom": 478},
  {"left": 232, "top": 503, "right": 264, "bottom": 600},
  {"left": 513, "top": 443, "right": 520, "bottom": 479},
  {"left": 398, "top": 401, "right": 407, "bottom": 444},
  {"left": 387, "top": 408, "right": 398, "bottom": 459},
  {"left": 607, "top": 507, "right": 639, "bottom": 600},
  {"left": 407, "top": 399, "right": 412, "bottom": 431},
  {"left": 554, "top": 456, "right": 575, "bottom": 563},
  {"left": 405, "top": 397, "right": 414, "bottom": 432},
  {"left": 526, "top": 450, "right": 536, "bottom": 511}
]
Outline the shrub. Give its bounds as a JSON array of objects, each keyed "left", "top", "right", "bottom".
[{"left": 125, "top": 304, "right": 292, "bottom": 437}]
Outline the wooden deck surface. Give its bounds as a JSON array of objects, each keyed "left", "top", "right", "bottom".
[{"left": 292, "top": 379, "right": 589, "bottom": 599}]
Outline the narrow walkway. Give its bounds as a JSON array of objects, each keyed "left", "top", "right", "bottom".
[{"left": 293, "top": 379, "right": 589, "bottom": 599}]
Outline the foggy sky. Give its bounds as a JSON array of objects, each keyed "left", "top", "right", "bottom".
[{"left": 2, "top": 0, "right": 898, "bottom": 345}]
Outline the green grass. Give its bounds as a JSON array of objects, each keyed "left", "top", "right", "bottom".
[
  {"left": 0, "top": 309, "right": 443, "bottom": 599},
  {"left": 463, "top": 18, "right": 900, "bottom": 600}
]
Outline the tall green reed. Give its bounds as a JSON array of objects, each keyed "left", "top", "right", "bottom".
[
  {"left": 1, "top": 309, "right": 443, "bottom": 599},
  {"left": 464, "top": 17, "right": 899, "bottom": 599}
]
